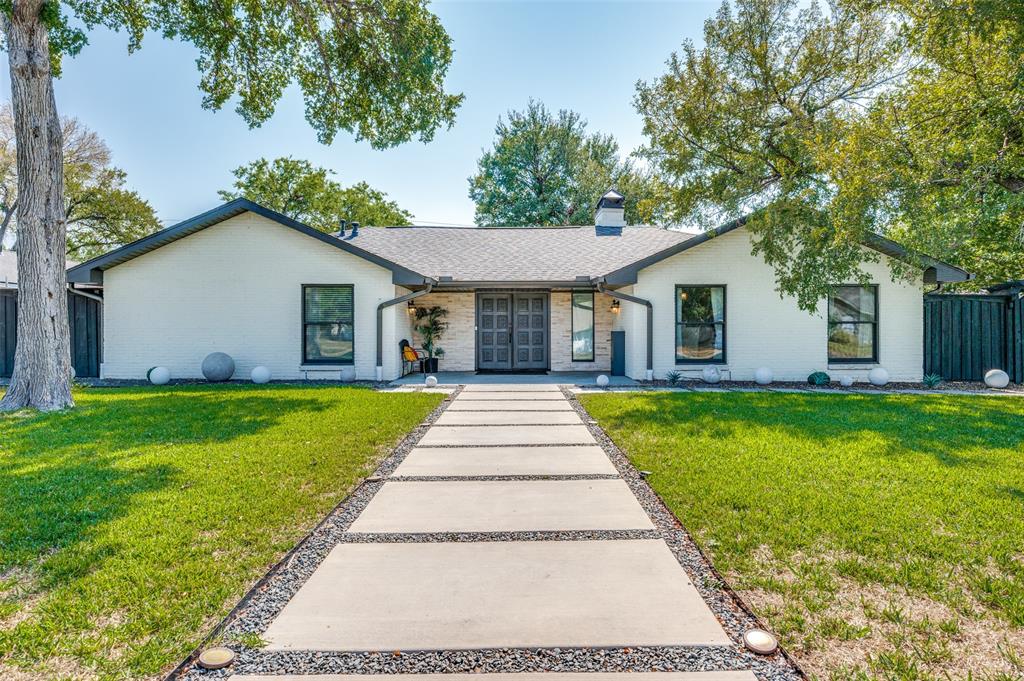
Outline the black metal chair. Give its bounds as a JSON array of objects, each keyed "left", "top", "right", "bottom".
[{"left": 399, "top": 339, "right": 424, "bottom": 377}]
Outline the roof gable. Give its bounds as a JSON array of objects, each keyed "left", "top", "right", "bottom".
[
  {"left": 599, "top": 215, "right": 973, "bottom": 285},
  {"left": 65, "top": 200, "right": 972, "bottom": 288},
  {"left": 65, "top": 199, "right": 427, "bottom": 285}
]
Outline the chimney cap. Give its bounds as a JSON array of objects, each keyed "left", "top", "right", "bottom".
[{"left": 597, "top": 189, "right": 624, "bottom": 209}]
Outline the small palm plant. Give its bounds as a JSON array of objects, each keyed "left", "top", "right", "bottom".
[
  {"left": 922, "top": 373, "right": 943, "bottom": 389},
  {"left": 414, "top": 306, "right": 448, "bottom": 372},
  {"left": 665, "top": 370, "right": 682, "bottom": 386}
]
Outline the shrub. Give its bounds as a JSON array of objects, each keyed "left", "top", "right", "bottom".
[
  {"left": 807, "top": 371, "right": 831, "bottom": 386},
  {"left": 923, "top": 373, "right": 943, "bottom": 389},
  {"left": 665, "top": 370, "right": 682, "bottom": 386}
]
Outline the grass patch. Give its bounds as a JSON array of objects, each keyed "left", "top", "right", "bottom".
[
  {"left": 0, "top": 384, "right": 442, "bottom": 680},
  {"left": 581, "top": 391, "right": 1024, "bottom": 680}
]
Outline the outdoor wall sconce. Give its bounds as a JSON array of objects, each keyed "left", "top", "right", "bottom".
[
  {"left": 610, "top": 299, "right": 621, "bottom": 313},
  {"left": 407, "top": 301, "right": 417, "bottom": 314}
]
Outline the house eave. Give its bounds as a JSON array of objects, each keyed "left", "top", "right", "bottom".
[
  {"left": 597, "top": 214, "right": 973, "bottom": 285},
  {"left": 430, "top": 279, "right": 598, "bottom": 291},
  {"left": 65, "top": 199, "right": 430, "bottom": 285}
]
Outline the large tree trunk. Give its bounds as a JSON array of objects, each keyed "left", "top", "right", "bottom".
[{"left": 0, "top": 1, "right": 72, "bottom": 411}]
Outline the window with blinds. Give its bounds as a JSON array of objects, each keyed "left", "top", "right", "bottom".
[{"left": 302, "top": 285, "right": 354, "bottom": 364}]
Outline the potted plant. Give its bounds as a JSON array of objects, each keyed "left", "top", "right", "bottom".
[{"left": 414, "top": 306, "right": 448, "bottom": 374}]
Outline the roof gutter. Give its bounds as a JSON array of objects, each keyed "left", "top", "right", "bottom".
[
  {"left": 67, "top": 285, "right": 103, "bottom": 303},
  {"left": 595, "top": 279, "right": 654, "bottom": 380},
  {"left": 376, "top": 280, "right": 435, "bottom": 381}
]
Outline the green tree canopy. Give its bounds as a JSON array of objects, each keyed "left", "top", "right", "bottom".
[
  {"left": 637, "top": 0, "right": 1024, "bottom": 307},
  {"left": 833, "top": 0, "right": 1024, "bottom": 287},
  {"left": 636, "top": 0, "right": 901, "bottom": 309},
  {"left": 1, "top": 0, "right": 460, "bottom": 411},
  {"left": 0, "top": 103, "right": 160, "bottom": 259},
  {"left": 468, "top": 100, "right": 661, "bottom": 226},
  {"left": 220, "top": 156, "right": 413, "bottom": 230},
  {"left": 54, "top": 0, "right": 463, "bottom": 146}
]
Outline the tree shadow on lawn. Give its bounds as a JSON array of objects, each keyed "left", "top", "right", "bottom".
[
  {"left": 0, "top": 386, "right": 333, "bottom": 582},
  {"left": 586, "top": 391, "right": 1024, "bottom": 612},
  {"left": 593, "top": 391, "right": 1024, "bottom": 469}
]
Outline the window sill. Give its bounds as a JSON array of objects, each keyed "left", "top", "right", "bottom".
[
  {"left": 300, "top": 364, "right": 355, "bottom": 369},
  {"left": 828, "top": 363, "right": 879, "bottom": 369},
  {"left": 675, "top": 362, "right": 728, "bottom": 367}
]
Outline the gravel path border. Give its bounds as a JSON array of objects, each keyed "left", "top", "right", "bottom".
[
  {"left": 572, "top": 381, "right": 1022, "bottom": 396},
  {"left": 337, "top": 529, "right": 664, "bottom": 543},
  {"left": 169, "top": 387, "right": 462, "bottom": 681},
  {"left": 563, "top": 387, "right": 805, "bottom": 681},
  {"left": 172, "top": 384, "right": 803, "bottom": 681}
]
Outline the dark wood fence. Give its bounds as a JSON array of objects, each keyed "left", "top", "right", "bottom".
[
  {"left": 924, "top": 284, "right": 1023, "bottom": 383},
  {"left": 0, "top": 289, "right": 102, "bottom": 378}
]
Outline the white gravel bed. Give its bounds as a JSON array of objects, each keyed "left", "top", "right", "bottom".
[
  {"left": 180, "top": 645, "right": 790, "bottom": 678},
  {"left": 336, "top": 529, "right": 664, "bottom": 543}
]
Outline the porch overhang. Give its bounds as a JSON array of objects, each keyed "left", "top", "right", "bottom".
[{"left": 427, "top": 277, "right": 601, "bottom": 291}]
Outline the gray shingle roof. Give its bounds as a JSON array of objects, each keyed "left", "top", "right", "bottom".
[{"left": 341, "top": 225, "right": 697, "bottom": 282}]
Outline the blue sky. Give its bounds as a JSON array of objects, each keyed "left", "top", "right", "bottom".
[{"left": 1, "top": 1, "right": 717, "bottom": 227}]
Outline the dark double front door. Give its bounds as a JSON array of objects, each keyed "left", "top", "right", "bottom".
[{"left": 477, "top": 292, "right": 548, "bottom": 371}]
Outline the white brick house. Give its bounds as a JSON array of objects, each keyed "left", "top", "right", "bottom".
[{"left": 67, "top": 191, "right": 970, "bottom": 383}]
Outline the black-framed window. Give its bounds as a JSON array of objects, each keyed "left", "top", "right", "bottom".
[
  {"left": 571, "top": 291, "right": 595, "bottom": 362},
  {"left": 828, "top": 285, "right": 878, "bottom": 363},
  {"left": 675, "top": 285, "right": 725, "bottom": 364},
  {"left": 303, "top": 285, "right": 354, "bottom": 364}
]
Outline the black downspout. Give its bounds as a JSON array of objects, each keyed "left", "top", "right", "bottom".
[
  {"left": 596, "top": 280, "right": 654, "bottom": 380},
  {"left": 376, "top": 281, "right": 435, "bottom": 381}
]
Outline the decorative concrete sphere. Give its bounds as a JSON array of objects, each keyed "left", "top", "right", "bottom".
[
  {"left": 425, "top": 375, "right": 438, "bottom": 388},
  {"left": 984, "top": 368, "right": 1010, "bottom": 389},
  {"left": 701, "top": 366, "right": 722, "bottom": 384},
  {"left": 754, "top": 367, "right": 773, "bottom": 385},
  {"left": 340, "top": 366, "right": 357, "bottom": 383},
  {"left": 839, "top": 375, "right": 855, "bottom": 387},
  {"left": 868, "top": 367, "right": 889, "bottom": 386},
  {"left": 147, "top": 366, "right": 170, "bottom": 385},
  {"left": 596, "top": 374, "right": 610, "bottom": 388},
  {"left": 250, "top": 365, "right": 271, "bottom": 384},
  {"left": 70, "top": 365, "right": 76, "bottom": 379},
  {"left": 201, "top": 352, "right": 235, "bottom": 382}
]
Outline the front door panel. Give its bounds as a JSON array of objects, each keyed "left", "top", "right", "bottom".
[
  {"left": 477, "top": 292, "right": 548, "bottom": 371},
  {"left": 477, "top": 294, "right": 512, "bottom": 370},
  {"left": 512, "top": 293, "right": 547, "bottom": 370}
]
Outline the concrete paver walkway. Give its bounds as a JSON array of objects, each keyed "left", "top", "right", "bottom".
[
  {"left": 394, "top": 445, "right": 616, "bottom": 476},
  {"left": 242, "top": 385, "right": 752, "bottom": 679},
  {"left": 348, "top": 479, "right": 655, "bottom": 533},
  {"left": 262, "top": 540, "right": 728, "bottom": 651},
  {"left": 418, "top": 424, "right": 597, "bottom": 446},
  {"left": 434, "top": 410, "right": 583, "bottom": 425},
  {"left": 446, "top": 399, "right": 575, "bottom": 411}
]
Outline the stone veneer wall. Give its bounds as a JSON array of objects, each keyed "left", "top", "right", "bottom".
[
  {"left": 408, "top": 292, "right": 477, "bottom": 372},
  {"left": 549, "top": 291, "right": 616, "bottom": 372},
  {"left": 406, "top": 290, "right": 619, "bottom": 373}
]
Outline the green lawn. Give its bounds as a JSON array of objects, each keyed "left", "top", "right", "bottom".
[
  {"left": 581, "top": 392, "right": 1024, "bottom": 681},
  {"left": 0, "top": 384, "right": 443, "bottom": 680}
]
